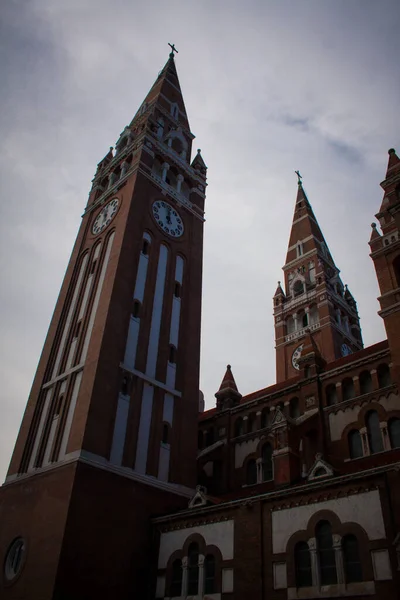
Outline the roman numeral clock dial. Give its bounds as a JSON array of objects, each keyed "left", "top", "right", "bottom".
[
  {"left": 92, "top": 198, "right": 119, "bottom": 235},
  {"left": 152, "top": 201, "right": 184, "bottom": 237}
]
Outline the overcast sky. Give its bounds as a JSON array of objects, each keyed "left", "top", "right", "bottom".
[{"left": 0, "top": 0, "right": 399, "bottom": 482}]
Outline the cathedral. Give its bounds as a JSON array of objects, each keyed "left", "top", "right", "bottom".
[{"left": 1, "top": 50, "right": 400, "bottom": 600}]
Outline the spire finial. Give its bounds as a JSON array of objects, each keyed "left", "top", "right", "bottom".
[
  {"left": 295, "top": 170, "right": 302, "bottom": 185},
  {"left": 168, "top": 43, "right": 179, "bottom": 58}
]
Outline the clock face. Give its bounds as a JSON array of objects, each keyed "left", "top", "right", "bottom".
[
  {"left": 292, "top": 344, "right": 304, "bottom": 370},
  {"left": 152, "top": 201, "right": 184, "bottom": 237},
  {"left": 92, "top": 198, "right": 119, "bottom": 235},
  {"left": 341, "top": 343, "right": 352, "bottom": 357}
]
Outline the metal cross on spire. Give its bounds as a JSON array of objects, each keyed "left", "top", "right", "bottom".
[
  {"left": 295, "top": 170, "right": 302, "bottom": 185},
  {"left": 168, "top": 43, "right": 179, "bottom": 58}
]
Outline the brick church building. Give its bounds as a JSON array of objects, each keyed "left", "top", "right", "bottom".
[{"left": 1, "top": 51, "right": 400, "bottom": 600}]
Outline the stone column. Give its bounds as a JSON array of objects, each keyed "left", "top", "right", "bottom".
[
  {"left": 381, "top": 421, "right": 390, "bottom": 450},
  {"left": 335, "top": 381, "right": 342, "bottom": 404},
  {"left": 305, "top": 306, "right": 310, "bottom": 327},
  {"left": 161, "top": 162, "right": 170, "bottom": 182},
  {"left": 108, "top": 172, "right": 117, "bottom": 188},
  {"left": 181, "top": 557, "right": 188, "bottom": 597},
  {"left": 256, "top": 410, "right": 262, "bottom": 430},
  {"left": 352, "top": 375, "right": 360, "bottom": 397},
  {"left": 293, "top": 312, "right": 299, "bottom": 331},
  {"left": 360, "top": 426, "right": 370, "bottom": 456},
  {"left": 336, "top": 308, "right": 342, "bottom": 327},
  {"left": 176, "top": 173, "right": 184, "bottom": 193},
  {"left": 333, "top": 534, "right": 344, "bottom": 584},
  {"left": 308, "top": 538, "right": 320, "bottom": 587},
  {"left": 256, "top": 457, "right": 263, "bottom": 484},
  {"left": 120, "top": 161, "right": 128, "bottom": 178},
  {"left": 370, "top": 368, "right": 379, "bottom": 390},
  {"left": 198, "top": 554, "right": 205, "bottom": 597}
]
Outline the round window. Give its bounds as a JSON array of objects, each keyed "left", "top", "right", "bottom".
[{"left": 4, "top": 537, "right": 25, "bottom": 581}]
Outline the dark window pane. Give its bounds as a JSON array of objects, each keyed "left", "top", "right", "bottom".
[
  {"left": 316, "top": 521, "right": 337, "bottom": 585},
  {"left": 389, "top": 418, "right": 400, "bottom": 449},
  {"left": 262, "top": 444, "right": 273, "bottom": 481},
  {"left": 204, "top": 555, "right": 216, "bottom": 594},
  {"left": 342, "top": 535, "right": 362, "bottom": 583},
  {"left": 359, "top": 371, "right": 372, "bottom": 394},
  {"left": 348, "top": 430, "right": 363, "bottom": 459},
  {"left": 377, "top": 364, "right": 391, "bottom": 388},
  {"left": 170, "top": 559, "right": 182, "bottom": 597},
  {"left": 295, "top": 542, "right": 312, "bottom": 588},
  {"left": 246, "top": 460, "right": 257, "bottom": 485},
  {"left": 366, "top": 411, "right": 383, "bottom": 454},
  {"left": 342, "top": 378, "right": 355, "bottom": 401},
  {"left": 235, "top": 418, "right": 244, "bottom": 437},
  {"left": 326, "top": 384, "right": 337, "bottom": 406}
]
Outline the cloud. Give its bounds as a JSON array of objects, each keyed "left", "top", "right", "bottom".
[{"left": 0, "top": 0, "right": 399, "bottom": 481}]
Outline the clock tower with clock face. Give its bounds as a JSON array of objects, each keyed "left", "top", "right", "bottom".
[
  {"left": 0, "top": 52, "right": 207, "bottom": 599},
  {"left": 274, "top": 180, "right": 363, "bottom": 383}
]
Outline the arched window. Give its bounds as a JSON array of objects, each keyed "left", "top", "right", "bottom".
[
  {"left": 316, "top": 521, "right": 337, "bottom": 585},
  {"left": 389, "top": 418, "right": 400, "bottom": 449},
  {"left": 262, "top": 444, "right": 273, "bottom": 481},
  {"left": 286, "top": 316, "right": 295, "bottom": 334},
  {"left": 234, "top": 418, "right": 244, "bottom": 437},
  {"left": 204, "top": 555, "right": 216, "bottom": 594},
  {"left": 348, "top": 430, "right": 363, "bottom": 459},
  {"left": 342, "top": 378, "right": 355, "bottom": 401},
  {"left": 187, "top": 543, "right": 199, "bottom": 595},
  {"left": 393, "top": 255, "right": 400, "bottom": 288},
  {"left": 359, "top": 371, "right": 372, "bottom": 395},
  {"left": 246, "top": 459, "right": 257, "bottom": 485},
  {"left": 325, "top": 384, "right": 338, "bottom": 406},
  {"left": 290, "top": 397, "right": 300, "bottom": 419},
  {"left": 170, "top": 559, "right": 183, "bottom": 597},
  {"left": 261, "top": 407, "right": 270, "bottom": 429},
  {"left": 342, "top": 535, "right": 362, "bottom": 583},
  {"left": 295, "top": 541, "right": 312, "bottom": 588},
  {"left": 293, "top": 280, "right": 304, "bottom": 297},
  {"left": 377, "top": 364, "right": 391, "bottom": 388},
  {"left": 366, "top": 410, "right": 383, "bottom": 454}
]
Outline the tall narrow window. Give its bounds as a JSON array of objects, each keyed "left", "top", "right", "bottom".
[
  {"left": 342, "top": 378, "right": 355, "bottom": 401},
  {"left": 261, "top": 408, "right": 270, "bottom": 428},
  {"left": 187, "top": 543, "right": 199, "bottom": 595},
  {"left": 162, "top": 423, "right": 169, "bottom": 444},
  {"left": 295, "top": 541, "right": 312, "bottom": 588},
  {"left": 316, "top": 521, "right": 337, "bottom": 585},
  {"left": 246, "top": 459, "right": 257, "bottom": 485},
  {"left": 342, "top": 535, "right": 362, "bottom": 583},
  {"left": 234, "top": 418, "right": 244, "bottom": 437},
  {"left": 359, "top": 371, "right": 373, "bottom": 395},
  {"left": 366, "top": 410, "right": 383, "bottom": 454},
  {"left": 170, "top": 559, "right": 183, "bottom": 597},
  {"left": 174, "top": 281, "right": 181, "bottom": 298},
  {"left": 325, "top": 384, "right": 338, "bottom": 406},
  {"left": 290, "top": 397, "right": 300, "bottom": 419},
  {"left": 297, "top": 243, "right": 303, "bottom": 257},
  {"left": 348, "top": 430, "right": 363, "bottom": 459},
  {"left": 262, "top": 443, "right": 273, "bottom": 481},
  {"left": 142, "top": 239, "right": 149, "bottom": 255},
  {"left": 169, "top": 345, "right": 177, "bottom": 364},
  {"left": 377, "top": 364, "right": 391, "bottom": 388},
  {"left": 204, "top": 555, "right": 216, "bottom": 594},
  {"left": 389, "top": 418, "right": 400, "bottom": 449}
]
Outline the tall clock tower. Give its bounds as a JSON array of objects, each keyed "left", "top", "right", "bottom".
[
  {"left": 0, "top": 51, "right": 207, "bottom": 599},
  {"left": 274, "top": 177, "right": 362, "bottom": 382}
]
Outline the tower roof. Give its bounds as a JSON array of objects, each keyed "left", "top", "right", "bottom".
[
  {"left": 129, "top": 52, "right": 191, "bottom": 133},
  {"left": 285, "top": 179, "right": 335, "bottom": 269},
  {"left": 216, "top": 364, "right": 240, "bottom": 395}
]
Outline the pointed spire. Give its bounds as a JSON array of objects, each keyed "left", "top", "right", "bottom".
[
  {"left": 369, "top": 222, "right": 381, "bottom": 242},
  {"left": 215, "top": 365, "right": 242, "bottom": 410},
  {"left": 274, "top": 281, "right": 285, "bottom": 297},
  {"left": 387, "top": 148, "right": 400, "bottom": 176}
]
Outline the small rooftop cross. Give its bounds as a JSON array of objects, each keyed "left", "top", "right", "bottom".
[
  {"left": 168, "top": 43, "right": 178, "bottom": 58},
  {"left": 295, "top": 170, "right": 302, "bottom": 184}
]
